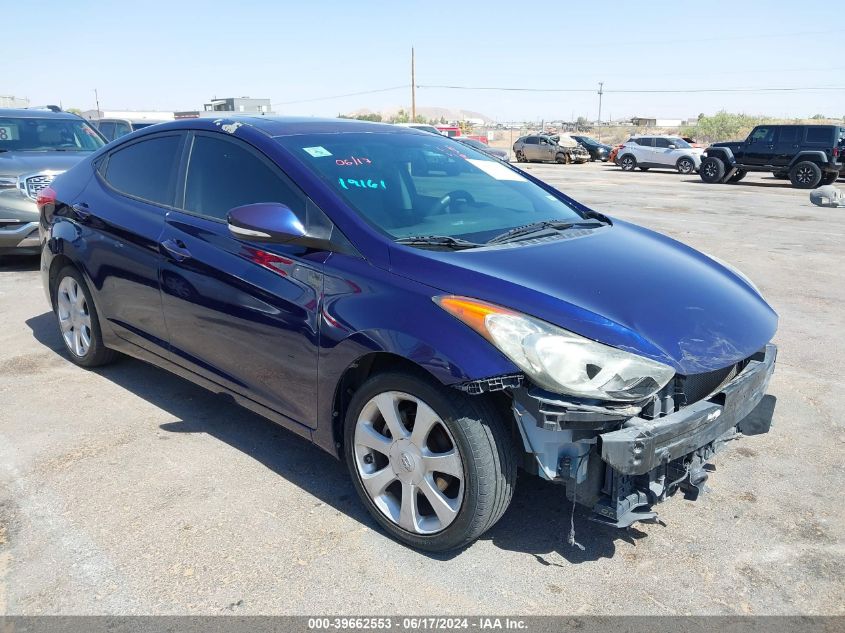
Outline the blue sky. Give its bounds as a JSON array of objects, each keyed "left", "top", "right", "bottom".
[{"left": 6, "top": 0, "right": 844, "bottom": 121}]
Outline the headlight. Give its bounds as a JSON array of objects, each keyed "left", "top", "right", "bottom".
[{"left": 435, "top": 296, "right": 675, "bottom": 401}]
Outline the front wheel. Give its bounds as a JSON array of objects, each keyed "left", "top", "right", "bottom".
[
  {"left": 700, "top": 156, "right": 726, "bottom": 183},
  {"left": 52, "top": 266, "right": 119, "bottom": 367},
  {"left": 344, "top": 372, "right": 516, "bottom": 552},
  {"left": 555, "top": 152, "right": 568, "bottom": 164},
  {"left": 676, "top": 157, "right": 696, "bottom": 175}
]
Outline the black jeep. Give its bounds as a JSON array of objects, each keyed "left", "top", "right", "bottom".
[{"left": 699, "top": 124, "right": 845, "bottom": 188}]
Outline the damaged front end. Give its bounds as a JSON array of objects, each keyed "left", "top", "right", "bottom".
[{"left": 500, "top": 344, "right": 777, "bottom": 529}]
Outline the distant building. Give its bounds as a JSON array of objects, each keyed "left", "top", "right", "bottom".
[
  {"left": 1, "top": 95, "right": 30, "bottom": 108},
  {"left": 174, "top": 96, "right": 274, "bottom": 119},
  {"left": 631, "top": 117, "right": 687, "bottom": 128}
]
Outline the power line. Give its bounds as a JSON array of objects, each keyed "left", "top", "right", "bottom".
[
  {"left": 417, "top": 84, "right": 845, "bottom": 94},
  {"left": 273, "top": 85, "right": 408, "bottom": 106}
]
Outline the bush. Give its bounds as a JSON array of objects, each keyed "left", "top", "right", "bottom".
[{"left": 681, "top": 111, "right": 769, "bottom": 143}]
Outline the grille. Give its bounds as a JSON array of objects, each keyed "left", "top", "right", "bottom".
[
  {"left": 678, "top": 359, "right": 749, "bottom": 405},
  {"left": 25, "top": 174, "right": 56, "bottom": 200}
]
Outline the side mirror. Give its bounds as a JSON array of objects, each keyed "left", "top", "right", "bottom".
[
  {"left": 227, "top": 202, "right": 334, "bottom": 250},
  {"left": 668, "top": 144, "right": 677, "bottom": 149},
  {"left": 227, "top": 203, "right": 305, "bottom": 242}
]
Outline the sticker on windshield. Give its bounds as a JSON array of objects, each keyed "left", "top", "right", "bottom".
[
  {"left": 338, "top": 177, "right": 386, "bottom": 191},
  {"left": 467, "top": 159, "right": 527, "bottom": 182},
  {"left": 303, "top": 146, "right": 332, "bottom": 157}
]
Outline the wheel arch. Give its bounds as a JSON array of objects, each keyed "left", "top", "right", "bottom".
[
  {"left": 787, "top": 151, "right": 829, "bottom": 169},
  {"left": 706, "top": 147, "right": 734, "bottom": 165}
]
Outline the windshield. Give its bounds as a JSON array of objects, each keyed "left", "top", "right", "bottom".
[
  {"left": 0, "top": 117, "right": 104, "bottom": 152},
  {"left": 277, "top": 132, "right": 585, "bottom": 243}
]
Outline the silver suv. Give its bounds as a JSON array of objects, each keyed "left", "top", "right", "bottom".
[
  {"left": 0, "top": 109, "right": 105, "bottom": 256},
  {"left": 616, "top": 135, "right": 704, "bottom": 174}
]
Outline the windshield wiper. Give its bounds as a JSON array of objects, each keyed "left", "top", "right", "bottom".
[
  {"left": 486, "top": 219, "right": 606, "bottom": 245},
  {"left": 395, "top": 235, "right": 481, "bottom": 250}
]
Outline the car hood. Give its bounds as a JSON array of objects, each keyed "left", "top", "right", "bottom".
[
  {"left": 709, "top": 141, "right": 743, "bottom": 152},
  {"left": 0, "top": 151, "right": 93, "bottom": 175},
  {"left": 388, "top": 220, "right": 777, "bottom": 375}
]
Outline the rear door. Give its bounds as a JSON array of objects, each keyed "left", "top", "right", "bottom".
[
  {"left": 633, "top": 137, "right": 653, "bottom": 163},
  {"left": 772, "top": 126, "right": 801, "bottom": 168},
  {"left": 77, "top": 132, "right": 185, "bottom": 354},
  {"left": 744, "top": 126, "right": 776, "bottom": 166},
  {"left": 158, "top": 131, "right": 323, "bottom": 427}
]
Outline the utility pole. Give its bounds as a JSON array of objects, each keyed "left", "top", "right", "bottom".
[
  {"left": 411, "top": 47, "right": 416, "bottom": 122},
  {"left": 94, "top": 88, "right": 101, "bottom": 119},
  {"left": 596, "top": 82, "right": 604, "bottom": 141}
]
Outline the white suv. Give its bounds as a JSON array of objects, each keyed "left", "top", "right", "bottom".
[{"left": 617, "top": 135, "right": 704, "bottom": 174}]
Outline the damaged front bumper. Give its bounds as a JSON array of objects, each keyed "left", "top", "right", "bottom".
[{"left": 510, "top": 343, "right": 777, "bottom": 528}]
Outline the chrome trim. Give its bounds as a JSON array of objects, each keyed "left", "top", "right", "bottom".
[{"left": 16, "top": 170, "right": 64, "bottom": 201}]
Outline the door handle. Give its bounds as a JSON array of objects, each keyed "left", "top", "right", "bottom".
[
  {"left": 159, "top": 238, "right": 192, "bottom": 262},
  {"left": 71, "top": 203, "right": 91, "bottom": 222}
]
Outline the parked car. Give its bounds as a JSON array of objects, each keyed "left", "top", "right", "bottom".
[
  {"left": 94, "top": 118, "right": 167, "bottom": 142},
  {"left": 39, "top": 117, "right": 778, "bottom": 552},
  {"left": 700, "top": 124, "right": 845, "bottom": 188},
  {"left": 394, "top": 123, "right": 443, "bottom": 136},
  {"left": 453, "top": 136, "right": 509, "bottom": 161},
  {"left": 513, "top": 134, "right": 590, "bottom": 164},
  {"left": 607, "top": 143, "right": 624, "bottom": 164},
  {"left": 570, "top": 135, "right": 612, "bottom": 161},
  {"left": 0, "top": 108, "right": 105, "bottom": 256},
  {"left": 617, "top": 136, "right": 704, "bottom": 174}
]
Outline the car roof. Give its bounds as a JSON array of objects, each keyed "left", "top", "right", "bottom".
[
  {"left": 0, "top": 108, "right": 84, "bottom": 120},
  {"left": 133, "top": 116, "right": 429, "bottom": 138}
]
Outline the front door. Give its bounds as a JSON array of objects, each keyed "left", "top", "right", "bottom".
[
  {"left": 744, "top": 126, "right": 776, "bottom": 166},
  {"left": 158, "top": 131, "right": 322, "bottom": 427}
]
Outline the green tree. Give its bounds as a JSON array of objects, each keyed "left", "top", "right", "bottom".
[{"left": 681, "top": 111, "right": 770, "bottom": 143}]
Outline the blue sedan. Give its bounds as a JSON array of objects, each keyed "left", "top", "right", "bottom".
[{"left": 37, "top": 117, "right": 777, "bottom": 551}]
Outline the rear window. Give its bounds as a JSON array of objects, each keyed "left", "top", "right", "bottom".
[
  {"left": 524, "top": 137, "right": 539, "bottom": 145},
  {"left": 103, "top": 134, "right": 182, "bottom": 206},
  {"left": 805, "top": 127, "right": 832, "bottom": 144},
  {"left": 0, "top": 117, "right": 104, "bottom": 151},
  {"left": 635, "top": 137, "right": 653, "bottom": 147}
]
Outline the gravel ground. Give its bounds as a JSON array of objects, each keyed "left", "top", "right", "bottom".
[{"left": 0, "top": 162, "right": 842, "bottom": 615}]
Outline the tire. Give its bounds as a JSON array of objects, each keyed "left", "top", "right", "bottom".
[
  {"left": 515, "top": 150, "right": 526, "bottom": 163},
  {"left": 772, "top": 170, "right": 789, "bottom": 179},
  {"left": 700, "top": 156, "right": 726, "bottom": 183},
  {"left": 789, "top": 161, "right": 822, "bottom": 189},
  {"left": 619, "top": 154, "right": 637, "bottom": 171},
  {"left": 676, "top": 157, "right": 696, "bottom": 175},
  {"left": 344, "top": 371, "right": 516, "bottom": 552},
  {"left": 639, "top": 166, "right": 649, "bottom": 171},
  {"left": 819, "top": 172, "right": 838, "bottom": 186},
  {"left": 52, "top": 266, "right": 119, "bottom": 367},
  {"left": 728, "top": 169, "right": 747, "bottom": 183},
  {"left": 555, "top": 152, "right": 567, "bottom": 164}
]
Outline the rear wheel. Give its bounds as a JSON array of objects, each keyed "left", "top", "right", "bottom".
[
  {"left": 700, "top": 156, "right": 726, "bottom": 183},
  {"left": 819, "top": 172, "right": 839, "bottom": 186},
  {"left": 515, "top": 150, "right": 526, "bottom": 163},
  {"left": 344, "top": 371, "right": 516, "bottom": 552},
  {"left": 619, "top": 154, "right": 637, "bottom": 171},
  {"left": 52, "top": 266, "right": 119, "bottom": 367},
  {"left": 789, "top": 161, "right": 822, "bottom": 189},
  {"left": 676, "top": 157, "right": 696, "bottom": 175}
]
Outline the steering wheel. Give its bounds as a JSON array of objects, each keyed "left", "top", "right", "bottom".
[{"left": 431, "top": 190, "right": 476, "bottom": 215}]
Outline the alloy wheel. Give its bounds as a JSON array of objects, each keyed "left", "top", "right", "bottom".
[
  {"left": 621, "top": 157, "right": 634, "bottom": 170},
  {"left": 703, "top": 162, "right": 716, "bottom": 178},
  {"left": 353, "top": 391, "right": 464, "bottom": 535},
  {"left": 679, "top": 159, "right": 693, "bottom": 174},
  {"left": 796, "top": 166, "right": 813, "bottom": 184},
  {"left": 56, "top": 276, "right": 92, "bottom": 357}
]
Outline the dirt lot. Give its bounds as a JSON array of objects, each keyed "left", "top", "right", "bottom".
[{"left": 1, "top": 163, "right": 843, "bottom": 615}]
